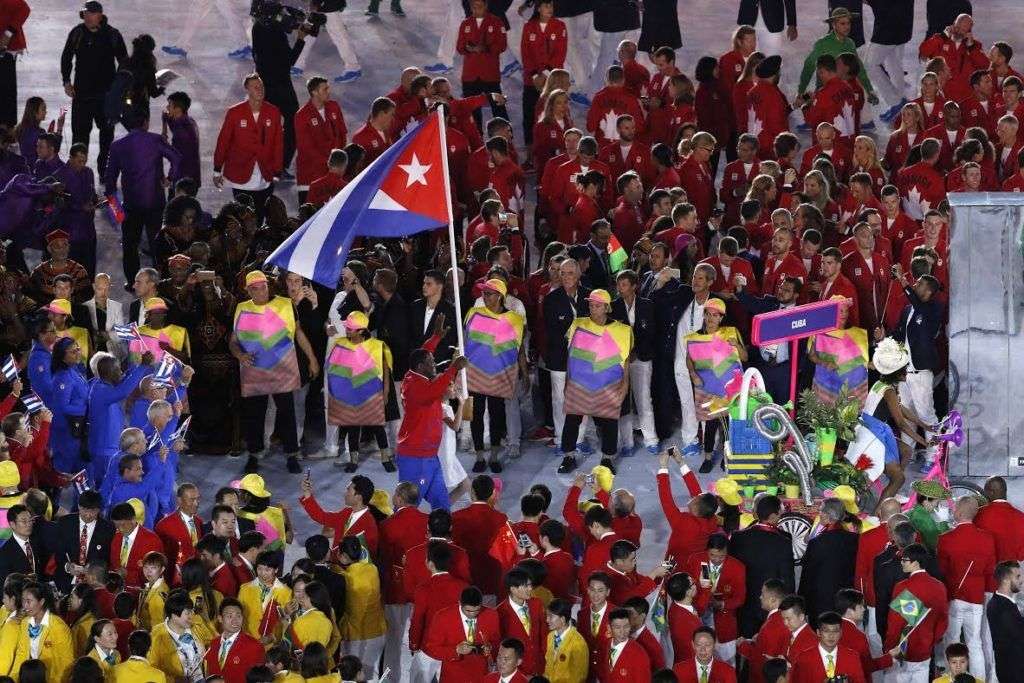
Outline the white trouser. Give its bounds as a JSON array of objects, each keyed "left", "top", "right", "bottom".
[
  {"left": 501, "top": 9, "right": 525, "bottom": 67},
  {"left": 981, "top": 592, "right": 999, "bottom": 683},
  {"left": 294, "top": 11, "right": 360, "bottom": 72},
  {"left": 752, "top": 18, "right": 787, "bottom": 90},
  {"left": 945, "top": 598, "right": 985, "bottom": 678},
  {"left": 505, "top": 394, "right": 522, "bottom": 447},
  {"left": 563, "top": 14, "right": 594, "bottom": 90},
  {"left": 435, "top": 1, "right": 465, "bottom": 64},
  {"left": 409, "top": 650, "right": 441, "bottom": 683},
  {"left": 673, "top": 353, "right": 699, "bottom": 445},
  {"left": 176, "top": 0, "right": 252, "bottom": 51},
  {"left": 884, "top": 659, "right": 930, "bottom": 683},
  {"left": 867, "top": 42, "right": 908, "bottom": 108},
  {"left": 382, "top": 603, "right": 411, "bottom": 680},
  {"left": 715, "top": 639, "right": 736, "bottom": 667},
  {"left": 587, "top": 30, "right": 636, "bottom": 96},
  {"left": 866, "top": 605, "right": 885, "bottom": 683},
  {"left": 345, "top": 636, "right": 386, "bottom": 682},
  {"left": 898, "top": 370, "right": 938, "bottom": 446},
  {"left": 618, "top": 360, "right": 658, "bottom": 448},
  {"left": 551, "top": 369, "right": 593, "bottom": 450}
]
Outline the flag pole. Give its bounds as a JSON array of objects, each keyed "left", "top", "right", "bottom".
[{"left": 436, "top": 108, "right": 469, "bottom": 397}]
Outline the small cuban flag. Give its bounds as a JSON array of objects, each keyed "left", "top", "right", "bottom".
[
  {"left": 69, "top": 469, "right": 89, "bottom": 494},
  {"left": 113, "top": 323, "right": 142, "bottom": 344},
  {"left": 1, "top": 354, "right": 17, "bottom": 383},
  {"left": 20, "top": 392, "right": 44, "bottom": 413},
  {"left": 155, "top": 353, "right": 177, "bottom": 383},
  {"left": 170, "top": 415, "right": 191, "bottom": 442},
  {"left": 148, "top": 430, "right": 164, "bottom": 451}
]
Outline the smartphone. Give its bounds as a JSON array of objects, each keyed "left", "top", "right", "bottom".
[
  {"left": 518, "top": 533, "right": 531, "bottom": 548},
  {"left": 700, "top": 562, "right": 710, "bottom": 581},
  {"left": 585, "top": 473, "right": 596, "bottom": 487}
]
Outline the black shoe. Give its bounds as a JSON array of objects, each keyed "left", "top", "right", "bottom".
[
  {"left": 382, "top": 459, "right": 397, "bottom": 473},
  {"left": 343, "top": 461, "right": 358, "bottom": 473},
  {"left": 472, "top": 459, "right": 487, "bottom": 473},
  {"left": 228, "top": 449, "right": 243, "bottom": 458},
  {"left": 244, "top": 456, "right": 260, "bottom": 474},
  {"left": 698, "top": 459, "right": 714, "bottom": 473},
  {"left": 599, "top": 457, "right": 616, "bottom": 475},
  {"left": 488, "top": 459, "right": 503, "bottom": 473},
  {"left": 286, "top": 455, "right": 302, "bottom": 473},
  {"left": 719, "top": 457, "right": 726, "bottom": 471},
  {"left": 391, "top": 5, "right": 406, "bottom": 16},
  {"left": 557, "top": 456, "right": 577, "bottom": 474}
]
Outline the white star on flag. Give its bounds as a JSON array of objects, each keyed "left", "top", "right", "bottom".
[{"left": 399, "top": 153, "right": 431, "bottom": 187}]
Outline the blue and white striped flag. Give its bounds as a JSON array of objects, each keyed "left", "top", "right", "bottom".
[
  {"left": 20, "top": 392, "right": 44, "bottom": 413},
  {"left": 113, "top": 323, "right": 140, "bottom": 343},
  {"left": 170, "top": 415, "right": 191, "bottom": 442},
  {"left": 69, "top": 469, "right": 89, "bottom": 494},
  {"left": 1, "top": 354, "right": 17, "bottom": 382},
  {"left": 148, "top": 430, "right": 164, "bottom": 450},
  {"left": 155, "top": 353, "right": 178, "bottom": 382}
]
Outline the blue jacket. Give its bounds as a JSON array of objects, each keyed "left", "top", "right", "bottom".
[
  {"left": 51, "top": 365, "right": 90, "bottom": 472},
  {"left": 87, "top": 365, "right": 150, "bottom": 458},
  {"left": 105, "top": 476, "right": 159, "bottom": 528},
  {"left": 27, "top": 342, "right": 53, "bottom": 407}
]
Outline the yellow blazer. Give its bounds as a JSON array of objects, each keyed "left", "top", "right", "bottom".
[
  {"left": 544, "top": 626, "right": 589, "bottom": 683},
  {"left": 272, "top": 672, "right": 304, "bottom": 683},
  {"left": 290, "top": 608, "right": 340, "bottom": 663},
  {"left": 188, "top": 587, "right": 223, "bottom": 643},
  {"left": 111, "top": 656, "right": 169, "bottom": 683},
  {"left": 340, "top": 561, "right": 386, "bottom": 641},
  {"left": 72, "top": 612, "right": 97, "bottom": 657},
  {"left": 87, "top": 646, "right": 122, "bottom": 681},
  {"left": 138, "top": 579, "right": 169, "bottom": 631},
  {"left": 0, "top": 613, "right": 21, "bottom": 677},
  {"left": 11, "top": 612, "right": 75, "bottom": 683},
  {"left": 238, "top": 579, "right": 293, "bottom": 644},
  {"left": 303, "top": 675, "right": 342, "bottom": 683},
  {"left": 149, "top": 621, "right": 209, "bottom": 683}
]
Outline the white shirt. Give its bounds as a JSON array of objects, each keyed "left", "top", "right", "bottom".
[
  {"left": 608, "top": 640, "right": 627, "bottom": 667},
  {"left": 226, "top": 162, "right": 271, "bottom": 192},
  {"left": 346, "top": 507, "right": 368, "bottom": 531},
  {"left": 165, "top": 620, "right": 203, "bottom": 682},
  {"left": 12, "top": 533, "right": 33, "bottom": 566},
  {"left": 219, "top": 630, "right": 240, "bottom": 661},
  {"left": 423, "top": 304, "right": 437, "bottom": 334},
  {"left": 819, "top": 644, "right": 839, "bottom": 672},
  {"left": 460, "top": 608, "right": 480, "bottom": 640},
  {"left": 28, "top": 611, "right": 50, "bottom": 658},
  {"left": 790, "top": 623, "right": 809, "bottom": 643},
  {"left": 473, "top": 295, "right": 526, "bottom": 319},
  {"left": 120, "top": 525, "right": 139, "bottom": 561},
  {"left": 78, "top": 519, "right": 97, "bottom": 557},
  {"left": 95, "top": 645, "right": 117, "bottom": 664},
  {"left": 694, "top": 658, "right": 713, "bottom": 681},
  {"left": 677, "top": 296, "right": 707, "bottom": 348}
]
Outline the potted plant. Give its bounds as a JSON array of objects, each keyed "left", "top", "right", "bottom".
[
  {"left": 767, "top": 459, "right": 801, "bottom": 500},
  {"left": 797, "top": 385, "right": 860, "bottom": 466}
]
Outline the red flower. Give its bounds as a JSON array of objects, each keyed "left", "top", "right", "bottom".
[{"left": 854, "top": 454, "right": 873, "bottom": 471}]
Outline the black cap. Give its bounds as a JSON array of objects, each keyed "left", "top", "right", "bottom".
[
  {"left": 81, "top": 1, "right": 103, "bottom": 13},
  {"left": 755, "top": 55, "right": 782, "bottom": 79}
]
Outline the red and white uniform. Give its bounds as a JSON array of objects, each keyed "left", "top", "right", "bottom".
[
  {"left": 922, "top": 123, "right": 965, "bottom": 173},
  {"left": 960, "top": 95, "right": 997, "bottom": 140},
  {"left": 818, "top": 274, "right": 861, "bottom": 326},
  {"left": 975, "top": 499, "right": 1024, "bottom": 562},
  {"left": 601, "top": 639, "right": 652, "bottom": 682},
  {"left": 761, "top": 252, "right": 808, "bottom": 299},
  {"left": 746, "top": 81, "right": 790, "bottom": 157},
  {"left": 678, "top": 155, "right": 715, "bottom": 221},
  {"left": 299, "top": 498, "right": 379, "bottom": 556},
  {"left": 599, "top": 140, "right": 656, "bottom": 192},
  {"left": 883, "top": 570, "right": 949, "bottom": 663},
  {"left": 803, "top": 78, "right": 857, "bottom": 140},
  {"left": 456, "top": 13, "right": 507, "bottom": 83},
  {"left": 896, "top": 161, "right": 947, "bottom": 220},
  {"left": 154, "top": 510, "right": 203, "bottom": 579},
  {"left": 841, "top": 249, "right": 892, "bottom": 331},
  {"left": 109, "top": 524, "right": 163, "bottom": 588},
  {"left": 496, "top": 597, "right": 548, "bottom": 675},
  {"left": 610, "top": 197, "right": 649, "bottom": 253},
  {"left": 937, "top": 522, "right": 997, "bottom": 605},
  {"left": 424, "top": 604, "right": 501, "bottom": 682},
  {"left": 587, "top": 85, "right": 646, "bottom": 144},
  {"left": 883, "top": 129, "right": 920, "bottom": 172},
  {"left": 683, "top": 552, "right": 746, "bottom": 644},
  {"left": 800, "top": 142, "right": 852, "bottom": 179},
  {"left": 293, "top": 99, "right": 347, "bottom": 188},
  {"left": 719, "top": 159, "right": 760, "bottom": 226},
  {"left": 213, "top": 101, "right": 283, "bottom": 184},
  {"left": 789, "top": 644, "right": 865, "bottom": 683},
  {"left": 202, "top": 631, "right": 265, "bottom": 683},
  {"left": 672, "top": 657, "right": 738, "bottom": 683},
  {"left": 918, "top": 31, "right": 989, "bottom": 103},
  {"left": 351, "top": 122, "right": 392, "bottom": 166},
  {"left": 519, "top": 17, "right": 567, "bottom": 82}
]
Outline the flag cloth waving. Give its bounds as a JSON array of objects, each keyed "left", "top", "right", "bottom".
[
  {"left": 266, "top": 110, "right": 453, "bottom": 288},
  {"left": 890, "top": 589, "right": 930, "bottom": 652}
]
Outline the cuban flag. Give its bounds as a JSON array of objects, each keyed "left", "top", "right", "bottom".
[
  {"left": 154, "top": 353, "right": 178, "bottom": 382},
  {"left": 20, "top": 392, "right": 44, "bottom": 413},
  {"left": 113, "top": 323, "right": 143, "bottom": 344},
  {"left": 266, "top": 110, "right": 453, "bottom": 288},
  {"left": 1, "top": 354, "right": 17, "bottom": 382}
]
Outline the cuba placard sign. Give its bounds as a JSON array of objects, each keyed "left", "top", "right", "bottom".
[{"left": 751, "top": 299, "right": 842, "bottom": 346}]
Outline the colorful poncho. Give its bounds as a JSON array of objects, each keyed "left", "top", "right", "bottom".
[
  {"left": 564, "top": 317, "right": 633, "bottom": 419},
  {"left": 686, "top": 326, "right": 744, "bottom": 422},
  {"left": 129, "top": 324, "right": 190, "bottom": 366},
  {"left": 233, "top": 296, "right": 301, "bottom": 397},
  {"left": 464, "top": 306, "right": 525, "bottom": 399},
  {"left": 326, "top": 336, "right": 392, "bottom": 426},
  {"left": 809, "top": 326, "right": 869, "bottom": 406}
]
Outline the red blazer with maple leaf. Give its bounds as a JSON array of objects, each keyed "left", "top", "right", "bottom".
[
  {"left": 110, "top": 524, "right": 163, "bottom": 588},
  {"left": 883, "top": 130, "right": 920, "bottom": 172},
  {"left": 683, "top": 552, "right": 746, "bottom": 643},
  {"left": 299, "top": 497, "right": 379, "bottom": 557},
  {"left": 667, "top": 601, "right": 702, "bottom": 664},
  {"left": 961, "top": 95, "right": 998, "bottom": 139},
  {"left": 600, "top": 140, "right": 656, "bottom": 192},
  {"left": 883, "top": 570, "right": 949, "bottom": 662},
  {"left": 213, "top": 101, "right": 284, "bottom": 184},
  {"left": 789, "top": 643, "right": 865, "bottom": 683},
  {"left": 202, "top": 631, "right": 265, "bottom": 683},
  {"left": 841, "top": 249, "right": 892, "bottom": 332},
  {"left": 294, "top": 99, "right": 347, "bottom": 187},
  {"left": 587, "top": 85, "right": 646, "bottom": 145},
  {"left": 452, "top": 501, "right": 509, "bottom": 597},
  {"left": 746, "top": 81, "right": 790, "bottom": 157},
  {"left": 882, "top": 211, "right": 918, "bottom": 263},
  {"left": 922, "top": 124, "right": 965, "bottom": 173},
  {"left": 154, "top": 510, "right": 203, "bottom": 580},
  {"left": 520, "top": 17, "right": 567, "bottom": 81},
  {"left": 896, "top": 161, "right": 947, "bottom": 220},
  {"left": 410, "top": 571, "right": 469, "bottom": 652},
  {"left": 672, "top": 657, "right": 737, "bottom": 683},
  {"left": 351, "top": 122, "right": 392, "bottom": 166},
  {"left": 719, "top": 159, "right": 761, "bottom": 225},
  {"left": 737, "top": 609, "right": 789, "bottom": 683},
  {"left": 936, "top": 521, "right": 997, "bottom": 603},
  {"left": 634, "top": 626, "right": 665, "bottom": 671},
  {"left": 803, "top": 78, "right": 857, "bottom": 142},
  {"left": 533, "top": 117, "right": 572, "bottom": 177},
  {"left": 210, "top": 562, "right": 239, "bottom": 598},
  {"left": 975, "top": 500, "right": 1024, "bottom": 562},
  {"left": 456, "top": 13, "right": 507, "bottom": 83},
  {"left": 600, "top": 639, "right": 651, "bottom": 682},
  {"left": 800, "top": 142, "right": 852, "bottom": 180},
  {"left": 424, "top": 604, "right": 501, "bottom": 683},
  {"left": 656, "top": 469, "right": 718, "bottom": 566},
  {"left": 678, "top": 155, "right": 716, "bottom": 221},
  {"left": 403, "top": 539, "right": 472, "bottom": 598},
  {"left": 497, "top": 597, "right": 548, "bottom": 675},
  {"left": 379, "top": 505, "right": 429, "bottom": 605}
]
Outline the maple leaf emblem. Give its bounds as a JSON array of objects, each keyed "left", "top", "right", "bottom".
[
  {"left": 600, "top": 110, "right": 621, "bottom": 141},
  {"left": 834, "top": 102, "right": 855, "bottom": 137},
  {"left": 747, "top": 107, "right": 763, "bottom": 138},
  {"left": 904, "top": 185, "right": 928, "bottom": 220}
]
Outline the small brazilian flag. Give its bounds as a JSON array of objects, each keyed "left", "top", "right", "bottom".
[
  {"left": 890, "top": 589, "right": 929, "bottom": 651},
  {"left": 607, "top": 234, "right": 628, "bottom": 274}
]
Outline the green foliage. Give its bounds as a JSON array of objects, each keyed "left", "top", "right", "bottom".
[{"left": 797, "top": 384, "right": 861, "bottom": 441}]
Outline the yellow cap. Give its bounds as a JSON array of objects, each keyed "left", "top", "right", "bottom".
[
  {"left": 705, "top": 297, "right": 727, "bottom": 316},
  {"left": 713, "top": 478, "right": 742, "bottom": 506},
  {"left": 481, "top": 278, "right": 508, "bottom": 297},
  {"left": 144, "top": 297, "right": 168, "bottom": 312},
  {"left": 343, "top": 311, "right": 369, "bottom": 331},
  {"left": 831, "top": 485, "right": 859, "bottom": 514},
  {"left": 245, "top": 270, "right": 269, "bottom": 287},
  {"left": 0, "top": 461, "right": 20, "bottom": 489},
  {"left": 240, "top": 473, "right": 271, "bottom": 499},
  {"left": 587, "top": 289, "right": 612, "bottom": 306},
  {"left": 370, "top": 489, "right": 393, "bottom": 516},
  {"left": 128, "top": 498, "right": 146, "bottom": 525},
  {"left": 591, "top": 465, "right": 614, "bottom": 493},
  {"left": 46, "top": 298, "right": 71, "bottom": 316}
]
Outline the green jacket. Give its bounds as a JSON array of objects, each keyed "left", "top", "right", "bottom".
[
  {"left": 907, "top": 503, "right": 950, "bottom": 552},
  {"left": 798, "top": 32, "right": 874, "bottom": 96}
]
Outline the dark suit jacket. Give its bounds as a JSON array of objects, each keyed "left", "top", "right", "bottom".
[
  {"left": 798, "top": 527, "right": 859, "bottom": 622},
  {"left": 52, "top": 514, "right": 116, "bottom": 592},
  {"left": 585, "top": 241, "right": 613, "bottom": 292},
  {"left": 737, "top": 0, "right": 797, "bottom": 33},
  {"left": 370, "top": 292, "right": 412, "bottom": 379},
  {"left": 987, "top": 593, "right": 1024, "bottom": 683},
  {"left": 0, "top": 535, "right": 44, "bottom": 586},
  {"left": 873, "top": 544, "right": 943, "bottom": 636},
  {"left": 649, "top": 279, "right": 696, "bottom": 360},
  {"left": 891, "top": 285, "right": 942, "bottom": 371},
  {"left": 409, "top": 297, "right": 458, "bottom": 364},
  {"left": 312, "top": 563, "right": 347, "bottom": 623},
  {"left": 541, "top": 285, "right": 591, "bottom": 371},
  {"left": 729, "top": 524, "right": 796, "bottom": 637},
  {"left": 611, "top": 295, "right": 655, "bottom": 362}
]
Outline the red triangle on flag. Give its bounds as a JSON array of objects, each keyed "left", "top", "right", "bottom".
[{"left": 377, "top": 114, "right": 450, "bottom": 225}]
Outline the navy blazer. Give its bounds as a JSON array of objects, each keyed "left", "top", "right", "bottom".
[
  {"left": 611, "top": 295, "right": 655, "bottom": 362},
  {"left": 891, "top": 285, "right": 942, "bottom": 371}
]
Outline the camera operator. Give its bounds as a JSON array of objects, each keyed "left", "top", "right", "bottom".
[{"left": 252, "top": 1, "right": 311, "bottom": 176}]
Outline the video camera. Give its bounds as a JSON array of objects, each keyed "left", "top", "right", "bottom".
[{"left": 250, "top": 0, "right": 327, "bottom": 36}]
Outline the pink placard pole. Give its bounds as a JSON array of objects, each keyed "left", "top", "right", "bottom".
[{"left": 789, "top": 339, "right": 799, "bottom": 418}]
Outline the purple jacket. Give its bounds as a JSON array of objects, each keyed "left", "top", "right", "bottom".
[
  {"left": 32, "top": 155, "right": 64, "bottom": 180},
  {"left": 54, "top": 164, "right": 97, "bottom": 243},
  {"left": 0, "top": 174, "right": 54, "bottom": 248},
  {"left": 0, "top": 151, "right": 29, "bottom": 190},
  {"left": 163, "top": 113, "right": 201, "bottom": 187},
  {"left": 18, "top": 125, "right": 42, "bottom": 169},
  {"left": 104, "top": 129, "right": 182, "bottom": 210}
]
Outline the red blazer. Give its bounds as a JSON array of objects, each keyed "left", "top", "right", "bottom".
[
  {"left": 882, "top": 211, "right": 918, "bottom": 263},
  {"left": 587, "top": 86, "right": 646, "bottom": 145},
  {"left": 841, "top": 617, "right": 891, "bottom": 675},
  {"left": 155, "top": 510, "right": 203, "bottom": 578},
  {"left": 854, "top": 523, "right": 888, "bottom": 605},
  {"left": 483, "top": 672, "right": 529, "bottom": 683},
  {"left": 580, "top": 602, "right": 615, "bottom": 676},
  {"left": 719, "top": 159, "right": 760, "bottom": 225},
  {"left": 883, "top": 570, "right": 949, "bottom": 662},
  {"left": 0, "top": 0, "right": 30, "bottom": 52},
  {"left": 667, "top": 602, "right": 702, "bottom": 664},
  {"left": 606, "top": 564, "right": 657, "bottom": 608},
  {"left": 496, "top": 597, "right": 548, "bottom": 675},
  {"left": 307, "top": 172, "right": 347, "bottom": 206},
  {"left": 410, "top": 572, "right": 469, "bottom": 652},
  {"left": 599, "top": 140, "right": 656, "bottom": 192},
  {"left": 918, "top": 33, "right": 989, "bottom": 102},
  {"left": 922, "top": 124, "right": 965, "bottom": 173},
  {"left": 841, "top": 249, "right": 892, "bottom": 332},
  {"left": 635, "top": 626, "right": 665, "bottom": 671},
  {"left": 786, "top": 624, "right": 818, "bottom": 662},
  {"left": 610, "top": 198, "right": 648, "bottom": 254},
  {"left": 975, "top": 500, "right": 1024, "bottom": 562},
  {"left": 539, "top": 549, "right": 577, "bottom": 601},
  {"left": 456, "top": 13, "right": 507, "bottom": 83},
  {"left": 678, "top": 156, "right": 715, "bottom": 221},
  {"left": 452, "top": 501, "right": 509, "bottom": 596},
  {"left": 800, "top": 142, "right": 852, "bottom": 180},
  {"left": 803, "top": 79, "right": 856, "bottom": 142},
  {"left": 883, "top": 130, "right": 920, "bottom": 172},
  {"left": 746, "top": 81, "right": 790, "bottom": 156},
  {"left": 424, "top": 604, "right": 501, "bottom": 683},
  {"left": 403, "top": 539, "right": 472, "bottom": 598},
  {"left": 611, "top": 514, "right": 642, "bottom": 547},
  {"left": 232, "top": 558, "right": 254, "bottom": 587},
  {"left": 210, "top": 562, "right": 239, "bottom": 598},
  {"left": 896, "top": 160, "right": 947, "bottom": 219},
  {"left": 202, "top": 632, "right": 265, "bottom": 683},
  {"left": 673, "top": 658, "right": 737, "bottom": 683},
  {"left": 299, "top": 497, "right": 379, "bottom": 557},
  {"left": 960, "top": 95, "right": 998, "bottom": 139},
  {"left": 790, "top": 643, "right": 865, "bottom": 683},
  {"left": 683, "top": 552, "right": 746, "bottom": 643},
  {"left": 110, "top": 525, "right": 163, "bottom": 588},
  {"left": 818, "top": 274, "right": 861, "bottom": 326},
  {"left": 996, "top": 140, "right": 1024, "bottom": 183},
  {"left": 601, "top": 640, "right": 652, "bottom": 682},
  {"left": 656, "top": 470, "right": 718, "bottom": 566},
  {"left": 701, "top": 255, "right": 758, "bottom": 295},
  {"left": 520, "top": 17, "right": 566, "bottom": 80},
  {"left": 533, "top": 118, "right": 572, "bottom": 175},
  {"left": 737, "top": 609, "right": 788, "bottom": 683},
  {"left": 294, "top": 99, "right": 347, "bottom": 186},
  {"left": 379, "top": 505, "right": 429, "bottom": 605},
  {"left": 936, "top": 522, "right": 997, "bottom": 603},
  {"left": 548, "top": 157, "right": 615, "bottom": 224},
  {"left": 761, "top": 252, "right": 808, "bottom": 299},
  {"left": 563, "top": 194, "right": 601, "bottom": 245},
  {"left": 213, "top": 101, "right": 283, "bottom": 184},
  {"left": 351, "top": 122, "right": 392, "bottom": 165}
]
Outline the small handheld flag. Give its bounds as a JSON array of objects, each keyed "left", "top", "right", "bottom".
[
  {"left": 69, "top": 470, "right": 89, "bottom": 494},
  {"left": 155, "top": 353, "right": 178, "bottom": 381},
  {"left": 170, "top": 415, "right": 191, "bottom": 442},
  {"left": 105, "top": 194, "right": 125, "bottom": 225},
  {"left": 148, "top": 430, "right": 164, "bottom": 451},
  {"left": 113, "top": 323, "right": 145, "bottom": 345},
  {"left": 1, "top": 354, "right": 17, "bottom": 383},
  {"left": 606, "top": 234, "right": 628, "bottom": 274},
  {"left": 20, "top": 392, "right": 44, "bottom": 413}
]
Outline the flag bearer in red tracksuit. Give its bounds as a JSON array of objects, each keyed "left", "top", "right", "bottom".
[
  {"left": 457, "top": 0, "right": 510, "bottom": 130},
  {"left": 293, "top": 76, "right": 347, "bottom": 205}
]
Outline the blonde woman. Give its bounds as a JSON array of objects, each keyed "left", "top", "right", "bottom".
[
  {"left": 803, "top": 169, "right": 839, "bottom": 223},
  {"left": 910, "top": 71, "right": 946, "bottom": 129},
  {"left": 532, "top": 89, "right": 573, "bottom": 174},
  {"left": 535, "top": 68, "right": 571, "bottom": 123},
  {"left": 885, "top": 101, "right": 924, "bottom": 172},
  {"left": 852, "top": 135, "right": 886, "bottom": 195},
  {"left": 731, "top": 51, "right": 765, "bottom": 134}
]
